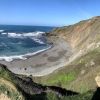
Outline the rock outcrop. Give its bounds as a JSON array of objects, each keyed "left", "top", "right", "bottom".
[{"left": 51, "top": 16, "right": 100, "bottom": 51}]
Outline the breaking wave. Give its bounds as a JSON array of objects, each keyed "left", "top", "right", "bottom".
[
  {"left": 0, "top": 45, "right": 52, "bottom": 62},
  {"left": 7, "top": 31, "right": 45, "bottom": 38},
  {"left": 1, "top": 31, "right": 45, "bottom": 44},
  {"left": 0, "top": 30, "right": 4, "bottom": 32},
  {"left": 0, "top": 25, "right": 54, "bottom": 62}
]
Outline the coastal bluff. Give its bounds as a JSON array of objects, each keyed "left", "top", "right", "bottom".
[
  {"left": 51, "top": 16, "right": 100, "bottom": 50},
  {"left": 0, "top": 16, "right": 100, "bottom": 77},
  {"left": 0, "top": 16, "right": 100, "bottom": 100}
]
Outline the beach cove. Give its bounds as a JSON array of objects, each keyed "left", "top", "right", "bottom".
[{"left": 0, "top": 36, "right": 73, "bottom": 76}]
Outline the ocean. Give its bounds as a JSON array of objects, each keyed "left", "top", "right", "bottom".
[{"left": 0, "top": 25, "right": 54, "bottom": 62}]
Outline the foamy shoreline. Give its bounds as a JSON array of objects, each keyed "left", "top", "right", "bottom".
[
  {"left": 0, "top": 37, "right": 73, "bottom": 76},
  {"left": 0, "top": 45, "right": 52, "bottom": 62},
  {"left": 0, "top": 31, "right": 53, "bottom": 62}
]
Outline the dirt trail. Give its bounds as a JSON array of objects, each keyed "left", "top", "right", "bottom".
[
  {"left": 0, "top": 93, "right": 11, "bottom": 100},
  {"left": 0, "top": 78, "right": 17, "bottom": 91}
]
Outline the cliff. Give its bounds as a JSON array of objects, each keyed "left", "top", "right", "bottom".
[
  {"left": 1, "top": 64, "right": 94, "bottom": 100},
  {"left": 1, "top": 16, "right": 100, "bottom": 100},
  {"left": 51, "top": 16, "right": 100, "bottom": 50},
  {"left": 32, "top": 16, "right": 100, "bottom": 99}
]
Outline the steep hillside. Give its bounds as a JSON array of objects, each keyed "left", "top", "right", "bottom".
[
  {"left": 1, "top": 16, "right": 100, "bottom": 100},
  {"left": 32, "top": 46, "right": 100, "bottom": 94},
  {"left": 33, "top": 16, "right": 100, "bottom": 95},
  {"left": 0, "top": 64, "right": 97, "bottom": 100},
  {"left": 0, "top": 65, "right": 25, "bottom": 100},
  {"left": 51, "top": 16, "right": 100, "bottom": 50}
]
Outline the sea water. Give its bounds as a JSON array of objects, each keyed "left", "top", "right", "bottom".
[{"left": 0, "top": 25, "right": 54, "bottom": 62}]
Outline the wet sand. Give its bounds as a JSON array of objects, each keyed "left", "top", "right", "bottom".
[{"left": 0, "top": 37, "right": 73, "bottom": 76}]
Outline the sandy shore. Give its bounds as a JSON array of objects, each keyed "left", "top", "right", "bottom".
[{"left": 0, "top": 37, "right": 73, "bottom": 76}]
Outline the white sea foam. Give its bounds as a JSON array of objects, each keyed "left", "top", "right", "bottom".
[
  {"left": 0, "top": 30, "right": 4, "bottom": 32},
  {"left": 7, "top": 31, "right": 45, "bottom": 44},
  {"left": 33, "top": 38, "right": 45, "bottom": 44},
  {"left": 8, "top": 33, "right": 22, "bottom": 38},
  {"left": 7, "top": 31, "right": 45, "bottom": 38},
  {"left": 0, "top": 31, "right": 50, "bottom": 62},
  {"left": 0, "top": 45, "right": 52, "bottom": 62},
  {"left": 1, "top": 32, "right": 7, "bottom": 35},
  {"left": 23, "top": 31, "right": 45, "bottom": 37}
]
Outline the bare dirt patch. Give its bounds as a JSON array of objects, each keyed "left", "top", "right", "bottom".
[{"left": 0, "top": 93, "right": 11, "bottom": 100}]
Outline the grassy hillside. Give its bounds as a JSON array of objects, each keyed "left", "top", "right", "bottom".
[
  {"left": 33, "top": 47, "right": 100, "bottom": 94},
  {"left": 0, "top": 63, "right": 98, "bottom": 100},
  {"left": 1, "top": 16, "right": 100, "bottom": 100},
  {"left": 0, "top": 65, "right": 24, "bottom": 100},
  {"left": 31, "top": 16, "right": 100, "bottom": 93}
]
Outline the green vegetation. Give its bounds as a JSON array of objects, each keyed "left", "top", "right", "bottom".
[
  {"left": 45, "top": 71, "right": 76, "bottom": 86},
  {"left": 0, "top": 62, "right": 97, "bottom": 100},
  {"left": 0, "top": 48, "right": 99, "bottom": 99},
  {"left": 33, "top": 47, "right": 100, "bottom": 94},
  {"left": 61, "top": 91, "right": 94, "bottom": 100},
  {"left": 32, "top": 68, "right": 79, "bottom": 88},
  {"left": 1, "top": 16, "right": 100, "bottom": 100},
  {"left": 0, "top": 45, "right": 100, "bottom": 100},
  {"left": 32, "top": 90, "right": 94, "bottom": 100},
  {"left": 0, "top": 84, "right": 23, "bottom": 100},
  {"left": 28, "top": 90, "right": 94, "bottom": 100},
  {"left": 0, "top": 65, "right": 24, "bottom": 100}
]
